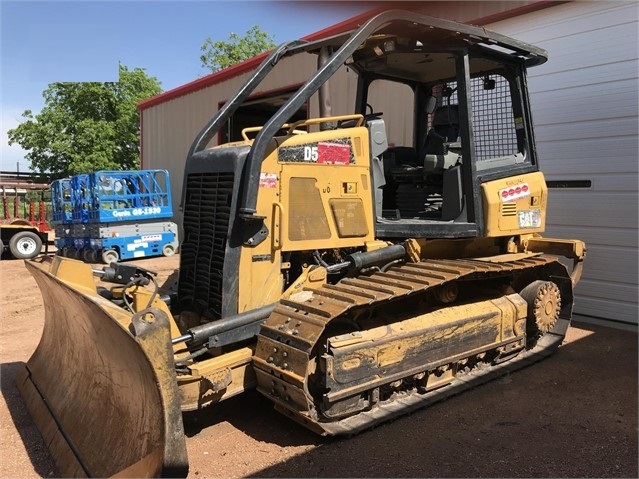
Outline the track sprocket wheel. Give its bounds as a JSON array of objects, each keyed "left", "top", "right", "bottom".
[{"left": 519, "top": 280, "right": 561, "bottom": 334}]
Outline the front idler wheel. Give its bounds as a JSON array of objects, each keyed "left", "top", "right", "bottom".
[{"left": 520, "top": 280, "right": 561, "bottom": 337}]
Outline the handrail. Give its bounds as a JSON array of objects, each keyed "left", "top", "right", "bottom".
[
  {"left": 286, "top": 114, "right": 364, "bottom": 134},
  {"left": 240, "top": 124, "right": 307, "bottom": 141}
]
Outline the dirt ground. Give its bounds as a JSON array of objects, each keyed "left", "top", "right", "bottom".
[{"left": 1, "top": 253, "right": 637, "bottom": 478}]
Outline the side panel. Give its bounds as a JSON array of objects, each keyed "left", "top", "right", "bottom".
[
  {"left": 278, "top": 126, "right": 375, "bottom": 251},
  {"left": 237, "top": 125, "right": 376, "bottom": 313},
  {"left": 481, "top": 171, "right": 547, "bottom": 237}
]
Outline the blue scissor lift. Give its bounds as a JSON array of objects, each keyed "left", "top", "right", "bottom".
[{"left": 52, "top": 170, "right": 179, "bottom": 263}]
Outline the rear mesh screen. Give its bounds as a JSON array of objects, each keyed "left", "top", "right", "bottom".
[{"left": 438, "top": 74, "right": 519, "bottom": 162}]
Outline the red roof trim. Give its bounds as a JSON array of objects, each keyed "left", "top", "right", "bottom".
[{"left": 138, "top": 1, "right": 555, "bottom": 111}]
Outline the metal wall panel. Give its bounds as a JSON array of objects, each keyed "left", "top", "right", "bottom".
[{"left": 488, "top": 1, "right": 639, "bottom": 325}]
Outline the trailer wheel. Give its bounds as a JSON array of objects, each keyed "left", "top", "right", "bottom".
[
  {"left": 0, "top": 238, "right": 4, "bottom": 257},
  {"left": 9, "top": 231, "right": 42, "bottom": 259},
  {"left": 67, "top": 247, "right": 78, "bottom": 259},
  {"left": 162, "top": 244, "right": 176, "bottom": 257},
  {"left": 102, "top": 249, "right": 119, "bottom": 265}
]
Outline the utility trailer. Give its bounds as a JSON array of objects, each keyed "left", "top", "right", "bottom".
[
  {"left": 0, "top": 182, "right": 50, "bottom": 260},
  {"left": 52, "top": 169, "right": 179, "bottom": 263}
]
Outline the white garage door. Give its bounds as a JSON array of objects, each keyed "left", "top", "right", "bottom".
[{"left": 487, "top": 1, "right": 638, "bottom": 326}]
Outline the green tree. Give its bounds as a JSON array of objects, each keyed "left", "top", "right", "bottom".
[
  {"left": 7, "top": 64, "right": 162, "bottom": 179},
  {"left": 200, "top": 25, "right": 276, "bottom": 73}
]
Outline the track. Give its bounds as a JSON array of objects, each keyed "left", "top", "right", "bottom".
[{"left": 253, "top": 255, "right": 573, "bottom": 435}]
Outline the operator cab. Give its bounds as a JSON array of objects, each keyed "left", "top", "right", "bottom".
[{"left": 341, "top": 26, "right": 540, "bottom": 239}]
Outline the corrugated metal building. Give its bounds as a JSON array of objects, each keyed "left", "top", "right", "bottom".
[{"left": 138, "top": 0, "right": 638, "bottom": 327}]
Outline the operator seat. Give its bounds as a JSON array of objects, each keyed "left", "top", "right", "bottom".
[
  {"left": 418, "top": 103, "right": 462, "bottom": 177},
  {"left": 421, "top": 104, "right": 460, "bottom": 156},
  {"left": 421, "top": 104, "right": 465, "bottom": 221}
]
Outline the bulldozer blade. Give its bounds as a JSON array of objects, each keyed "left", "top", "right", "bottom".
[{"left": 16, "top": 258, "right": 188, "bottom": 478}]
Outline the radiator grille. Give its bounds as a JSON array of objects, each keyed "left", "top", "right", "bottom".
[{"left": 178, "top": 172, "right": 234, "bottom": 319}]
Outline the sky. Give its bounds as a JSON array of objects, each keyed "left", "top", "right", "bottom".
[{"left": 0, "top": 0, "right": 377, "bottom": 172}]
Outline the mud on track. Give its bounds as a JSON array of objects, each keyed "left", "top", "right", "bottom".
[{"left": 1, "top": 254, "right": 637, "bottom": 478}]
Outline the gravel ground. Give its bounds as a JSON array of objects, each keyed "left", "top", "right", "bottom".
[{"left": 1, "top": 253, "right": 637, "bottom": 478}]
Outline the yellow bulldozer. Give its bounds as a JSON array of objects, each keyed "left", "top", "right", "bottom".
[{"left": 16, "top": 10, "right": 585, "bottom": 477}]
